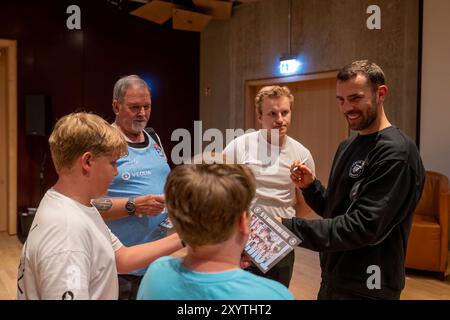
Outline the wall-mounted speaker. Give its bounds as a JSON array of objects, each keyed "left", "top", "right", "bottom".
[{"left": 25, "top": 95, "right": 52, "bottom": 136}]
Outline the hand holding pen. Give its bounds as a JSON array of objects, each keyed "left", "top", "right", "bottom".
[{"left": 290, "top": 157, "right": 315, "bottom": 189}]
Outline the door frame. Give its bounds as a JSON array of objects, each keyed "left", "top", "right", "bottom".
[
  {"left": 0, "top": 39, "right": 18, "bottom": 235},
  {"left": 244, "top": 71, "right": 338, "bottom": 129}
]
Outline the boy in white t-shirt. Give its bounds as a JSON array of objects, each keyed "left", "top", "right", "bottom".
[{"left": 17, "top": 112, "right": 183, "bottom": 300}]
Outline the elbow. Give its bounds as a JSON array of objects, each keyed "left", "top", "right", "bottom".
[
  {"left": 367, "top": 233, "right": 387, "bottom": 247},
  {"left": 116, "top": 263, "right": 128, "bottom": 274},
  {"left": 361, "top": 227, "right": 386, "bottom": 247},
  {"left": 115, "top": 259, "right": 129, "bottom": 273},
  {"left": 115, "top": 247, "right": 132, "bottom": 273},
  {"left": 116, "top": 260, "right": 135, "bottom": 274}
]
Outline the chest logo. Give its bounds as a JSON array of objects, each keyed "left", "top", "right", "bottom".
[
  {"left": 349, "top": 160, "right": 366, "bottom": 178},
  {"left": 153, "top": 144, "right": 166, "bottom": 158},
  {"left": 122, "top": 172, "right": 131, "bottom": 181},
  {"left": 121, "top": 170, "right": 152, "bottom": 181}
]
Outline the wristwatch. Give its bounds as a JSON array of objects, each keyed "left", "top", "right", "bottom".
[{"left": 125, "top": 197, "right": 136, "bottom": 216}]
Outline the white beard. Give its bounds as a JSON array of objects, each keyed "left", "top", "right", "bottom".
[{"left": 132, "top": 120, "right": 147, "bottom": 133}]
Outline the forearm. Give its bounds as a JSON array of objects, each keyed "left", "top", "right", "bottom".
[
  {"left": 301, "top": 179, "right": 327, "bottom": 216},
  {"left": 115, "top": 233, "right": 183, "bottom": 273},
  {"left": 284, "top": 161, "right": 414, "bottom": 252},
  {"left": 294, "top": 190, "right": 315, "bottom": 218},
  {"left": 92, "top": 197, "right": 128, "bottom": 221},
  {"left": 284, "top": 204, "right": 397, "bottom": 252}
]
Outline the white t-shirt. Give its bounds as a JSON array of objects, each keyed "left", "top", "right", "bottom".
[
  {"left": 224, "top": 130, "right": 315, "bottom": 218},
  {"left": 17, "top": 189, "right": 123, "bottom": 300}
]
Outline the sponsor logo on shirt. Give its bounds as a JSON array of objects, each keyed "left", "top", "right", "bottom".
[
  {"left": 349, "top": 160, "right": 366, "bottom": 178},
  {"left": 121, "top": 159, "right": 139, "bottom": 167},
  {"left": 121, "top": 170, "right": 152, "bottom": 181},
  {"left": 153, "top": 144, "right": 166, "bottom": 158},
  {"left": 122, "top": 172, "right": 131, "bottom": 180}
]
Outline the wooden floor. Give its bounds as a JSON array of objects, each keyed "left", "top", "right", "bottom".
[
  {"left": 291, "top": 246, "right": 450, "bottom": 300},
  {"left": 1, "top": 231, "right": 449, "bottom": 300},
  {"left": 0, "top": 232, "right": 22, "bottom": 299}
]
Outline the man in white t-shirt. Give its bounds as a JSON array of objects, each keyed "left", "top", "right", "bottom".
[
  {"left": 17, "top": 112, "right": 183, "bottom": 300},
  {"left": 224, "top": 85, "right": 315, "bottom": 287}
]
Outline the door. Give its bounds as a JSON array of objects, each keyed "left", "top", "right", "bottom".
[
  {"left": 0, "top": 48, "right": 8, "bottom": 231},
  {"left": 0, "top": 39, "right": 17, "bottom": 235}
]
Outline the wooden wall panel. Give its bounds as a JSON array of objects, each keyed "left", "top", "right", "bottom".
[
  {"left": 0, "top": 0, "right": 200, "bottom": 212},
  {"left": 0, "top": 48, "right": 7, "bottom": 231}
]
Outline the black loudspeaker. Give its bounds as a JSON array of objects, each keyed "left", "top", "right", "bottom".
[{"left": 25, "top": 95, "right": 52, "bottom": 136}]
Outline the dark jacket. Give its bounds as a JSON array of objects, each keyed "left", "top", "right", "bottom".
[{"left": 283, "top": 126, "right": 425, "bottom": 299}]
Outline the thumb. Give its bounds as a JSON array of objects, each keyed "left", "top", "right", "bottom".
[{"left": 153, "top": 194, "right": 165, "bottom": 203}]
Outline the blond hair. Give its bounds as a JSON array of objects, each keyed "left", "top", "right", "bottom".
[
  {"left": 49, "top": 112, "right": 128, "bottom": 173},
  {"left": 255, "top": 85, "right": 294, "bottom": 114},
  {"left": 165, "top": 164, "right": 256, "bottom": 248}
]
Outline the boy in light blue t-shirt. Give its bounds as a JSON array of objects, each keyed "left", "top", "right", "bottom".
[{"left": 137, "top": 163, "right": 294, "bottom": 300}]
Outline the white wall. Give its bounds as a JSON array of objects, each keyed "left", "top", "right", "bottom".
[{"left": 420, "top": 0, "right": 450, "bottom": 179}]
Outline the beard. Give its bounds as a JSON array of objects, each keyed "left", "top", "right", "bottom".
[
  {"left": 346, "top": 98, "right": 378, "bottom": 131},
  {"left": 131, "top": 119, "right": 148, "bottom": 132}
]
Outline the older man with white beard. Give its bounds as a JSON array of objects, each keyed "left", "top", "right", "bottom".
[{"left": 92, "top": 75, "right": 170, "bottom": 299}]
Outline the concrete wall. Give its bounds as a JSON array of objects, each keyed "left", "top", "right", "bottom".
[
  {"left": 420, "top": 0, "right": 450, "bottom": 178},
  {"left": 200, "top": 21, "right": 231, "bottom": 134},
  {"left": 200, "top": 0, "right": 420, "bottom": 141}
]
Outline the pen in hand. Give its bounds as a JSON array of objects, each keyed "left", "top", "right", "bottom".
[{"left": 291, "top": 157, "right": 308, "bottom": 173}]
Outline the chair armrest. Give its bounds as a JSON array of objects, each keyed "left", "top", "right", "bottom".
[
  {"left": 438, "top": 192, "right": 449, "bottom": 271},
  {"left": 439, "top": 192, "right": 449, "bottom": 228}
]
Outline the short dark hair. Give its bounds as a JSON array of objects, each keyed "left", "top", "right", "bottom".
[{"left": 337, "top": 60, "right": 385, "bottom": 92}]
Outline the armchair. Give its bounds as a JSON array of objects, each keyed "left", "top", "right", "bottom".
[{"left": 405, "top": 171, "right": 449, "bottom": 280}]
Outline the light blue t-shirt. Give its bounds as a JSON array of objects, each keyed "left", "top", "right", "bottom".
[
  {"left": 106, "top": 131, "right": 170, "bottom": 275},
  {"left": 137, "top": 256, "right": 294, "bottom": 300}
]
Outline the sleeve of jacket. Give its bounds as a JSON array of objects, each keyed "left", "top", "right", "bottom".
[
  {"left": 282, "top": 159, "right": 415, "bottom": 252},
  {"left": 300, "top": 140, "right": 348, "bottom": 217},
  {"left": 300, "top": 179, "right": 328, "bottom": 217}
]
